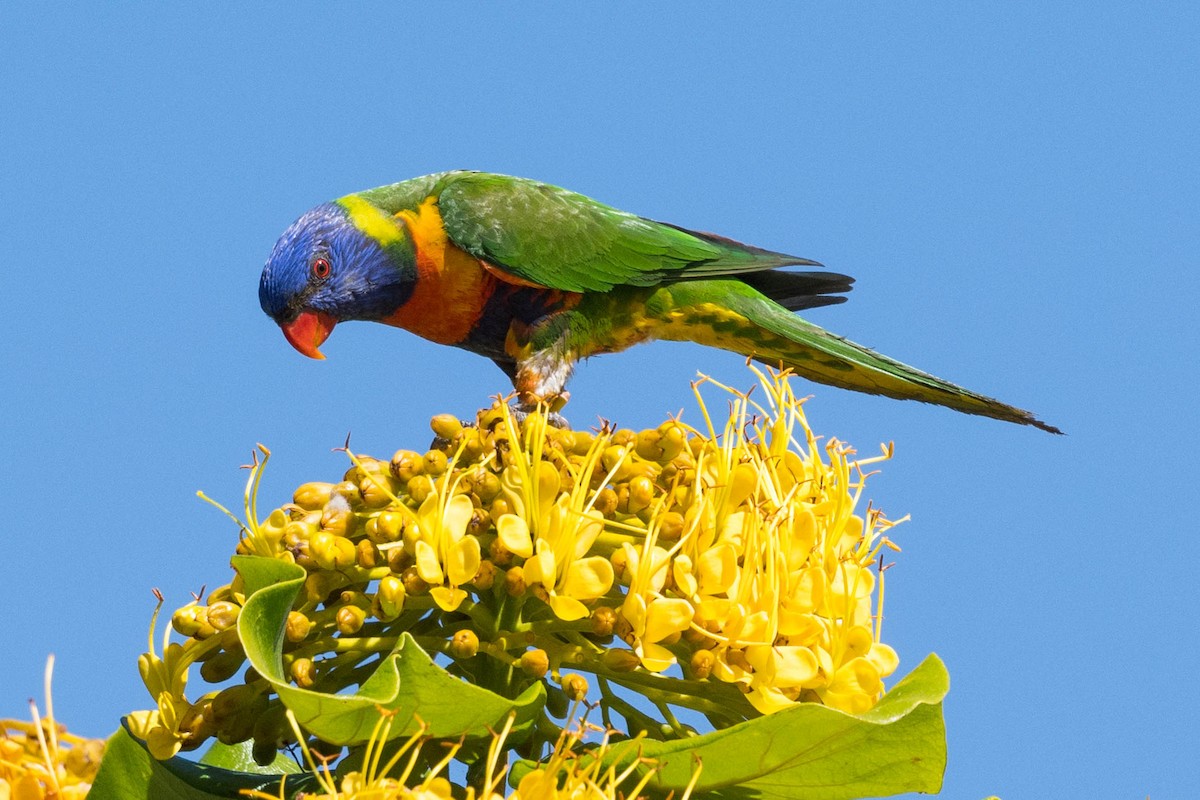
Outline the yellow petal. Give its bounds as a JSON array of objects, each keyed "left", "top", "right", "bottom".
[
  {"left": 787, "top": 509, "right": 817, "bottom": 564},
  {"left": 638, "top": 641, "right": 677, "bottom": 672},
  {"left": 867, "top": 642, "right": 899, "bottom": 678},
  {"left": 570, "top": 509, "right": 605, "bottom": 558},
  {"left": 829, "top": 657, "right": 882, "bottom": 696},
  {"left": 771, "top": 646, "right": 819, "bottom": 687},
  {"left": 831, "top": 563, "right": 875, "bottom": 602},
  {"left": 496, "top": 513, "right": 533, "bottom": 559},
  {"left": 697, "top": 543, "right": 737, "bottom": 595},
  {"left": 416, "top": 491, "right": 439, "bottom": 527},
  {"left": 414, "top": 540, "right": 443, "bottom": 585},
  {"left": 535, "top": 460, "right": 560, "bottom": 517},
  {"left": 547, "top": 593, "right": 590, "bottom": 622},
  {"left": 442, "top": 493, "right": 475, "bottom": 540},
  {"left": 736, "top": 610, "right": 770, "bottom": 646},
  {"left": 791, "top": 566, "right": 827, "bottom": 613},
  {"left": 644, "top": 598, "right": 694, "bottom": 643},
  {"left": 672, "top": 554, "right": 698, "bottom": 597},
  {"left": 727, "top": 462, "right": 758, "bottom": 508},
  {"left": 524, "top": 546, "right": 556, "bottom": 587},
  {"left": 621, "top": 593, "right": 648, "bottom": 635},
  {"left": 430, "top": 586, "right": 467, "bottom": 612},
  {"left": 746, "top": 683, "right": 797, "bottom": 715},
  {"left": 447, "top": 535, "right": 482, "bottom": 586},
  {"left": 561, "top": 556, "right": 613, "bottom": 601},
  {"left": 718, "top": 510, "right": 749, "bottom": 548}
]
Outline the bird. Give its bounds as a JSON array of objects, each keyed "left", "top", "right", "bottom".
[{"left": 259, "top": 170, "right": 1060, "bottom": 433}]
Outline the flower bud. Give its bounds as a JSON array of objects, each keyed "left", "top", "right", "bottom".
[
  {"left": 177, "top": 700, "right": 216, "bottom": 751},
  {"left": 560, "top": 673, "right": 589, "bottom": 701},
  {"left": 448, "top": 629, "right": 480, "bottom": 660},
  {"left": 593, "top": 487, "right": 618, "bottom": 517},
  {"left": 655, "top": 421, "right": 687, "bottom": 461},
  {"left": 285, "top": 611, "right": 311, "bottom": 643},
  {"left": 200, "top": 649, "right": 246, "bottom": 684},
  {"left": 171, "top": 606, "right": 212, "bottom": 638},
  {"left": 293, "top": 482, "right": 334, "bottom": 511},
  {"left": 303, "top": 571, "right": 344, "bottom": 605},
  {"left": 657, "top": 511, "right": 686, "bottom": 542},
  {"left": 374, "top": 575, "right": 406, "bottom": 620},
  {"left": 401, "top": 566, "right": 429, "bottom": 596},
  {"left": 627, "top": 475, "right": 655, "bottom": 515},
  {"left": 372, "top": 510, "right": 406, "bottom": 544},
  {"left": 430, "top": 414, "right": 464, "bottom": 441},
  {"left": 331, "top": 480, "right": 363, "bottom": 508},
  {"left": 472, "top": 560, "right": 497, "bottom": 591},
  {"left": 336, "top": 605, "right": 366, "bottom": 636},
  {"left": 290, "top": 657, "right": 315, "bottom": 689},
  {"left": 358, "top": 473, "right": 397, "bottom": 509},
  {"left": 467, "top": 507, "right": 490, "bottom": 537},
  {"left": 320, "top": 497, "right": 357, "bottom": 538},
  {"left": 406, "top": 475, "right": 435, "bottom": 504},
  {"left": 423, "top": 449, "right": 449, "bottom": 476},
  {"left": 211, "top": 684, "right": 261, "bottom": 726},
  {"left": 489, "top": 496, "right": 513, "bottom": 525},
  {"left": 206, "top": 601, "right": 240, "bottom": 632},
  {"left": 488, "top": 536, "right": 513, "bottom": 566},
  {"left": 356, "top": 539, "right": 381, "bottom": 569},
  {"left": 601, "top": 649, "right": 641, "bottom": 673},
  {"left": 519, "top": 648, "right": 549, "bottom": 679},
  {"left": 590, "top": 606, "right": 616, "bottom": 637},
  {"left": 310, "top": 531, "right": 357, "bottom": 571},
  {"left": 386, "top": 546, "right": 413, "bottom": 574},
  {"left": 474, "top": 471, "right": 502, "bottom": 502},
  {"left": 689, "top": 649, "right": 716, "bottom": 681},
  {"left": 390, "top": 450, "right": 424, "bottom": 482},
  {"left": 601, "top": 445, "right": 630, "bottom": 479},
  {"left": 504, "top": 566, "right": 527, "bottom": 597}
]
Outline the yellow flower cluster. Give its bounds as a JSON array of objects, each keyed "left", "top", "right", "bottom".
[
  {"left": 245, "top": 708, "right": 691, "bottom": 800},
  {"left": 1, "top": 659, "right": 105, "bottom": 800},
  {"left": 141, "top": 365, "right": 903, "bottom": 763},
  {"left": 616, "top": 370, "right": 903, "bottom": 714}
]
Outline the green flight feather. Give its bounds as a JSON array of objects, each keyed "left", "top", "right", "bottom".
[
  {"left": 432, "top": 172, "right": 818, "bottom": 292},
  {"left": 661, "top": 281, "right": 1062, "bottom": 433}
]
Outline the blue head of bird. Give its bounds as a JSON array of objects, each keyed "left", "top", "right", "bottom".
[{"left": 259, "top": 202, "right": 412, "bottom": 358}]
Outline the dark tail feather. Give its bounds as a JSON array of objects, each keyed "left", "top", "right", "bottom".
[{"left": 739, "top": 270, "right": 855, "bottom": 311}]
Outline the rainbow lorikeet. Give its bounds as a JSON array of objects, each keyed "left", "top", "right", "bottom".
[{"left": 259, "top": 171, "right": 1059, "bottom": 433}]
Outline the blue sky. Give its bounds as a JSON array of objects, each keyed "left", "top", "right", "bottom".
[{"left": 2, "top": 4, "right": 1197, "bottom": 797}]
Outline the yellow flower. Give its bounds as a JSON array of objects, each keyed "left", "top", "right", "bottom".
[
  {"left": 495, "top": 404, "right": 617, "bottom": 621},
  {"left": 518, "top": 500, "right": 614, "bottom": 621},
  {"left": 412, "top": 487, "right": 480, "bottom": 612}
]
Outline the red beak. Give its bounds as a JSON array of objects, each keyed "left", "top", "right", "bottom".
[{"left": 280, "top": 311, "right": 337, "bottom": 360}]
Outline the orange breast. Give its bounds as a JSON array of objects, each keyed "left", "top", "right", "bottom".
[{"left": 381, "top": 197, "right": 498, "bottom": 345}]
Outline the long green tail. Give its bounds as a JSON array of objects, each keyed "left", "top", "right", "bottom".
[{"left": 661, "top": 280, "right": 1061, "bottom": 434}]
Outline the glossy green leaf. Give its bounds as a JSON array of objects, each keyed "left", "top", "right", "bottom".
[
  {"left": 88, "top": 723, "right": 316, "bottom": 800},
  {"left": 199, "top": 738, "right": 303, "bottom": 775},
  {"left": 515, "top": 654, "right": 948, "bottom": 800},
  {"left": 233, "top": 555, "right": 545, "bottom": 745}
]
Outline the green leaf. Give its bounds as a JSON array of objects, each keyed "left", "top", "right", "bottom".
[
  {"left": 515, "top": 654, "right": 949, "bottom": 800},
  {"left": 199, "top": 739, "right": 303, "bottom": 775},
  {"left": 88, "top": 723, "right": 317, "bottom": 800},
  {"left": 234, "top": 555, "right": 545, "bottom": 745}
]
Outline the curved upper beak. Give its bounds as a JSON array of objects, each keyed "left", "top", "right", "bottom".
[{"left": 280, "top": 310, "right": 337, "bottom": 360}]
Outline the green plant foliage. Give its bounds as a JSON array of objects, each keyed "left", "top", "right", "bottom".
[
  {"left": 88, "top": 723, "right": 315, "bottom": 799},
  {"left": 534, "top": 653, "right": 948, "bottom": 799},
  {"left": 237, "top": 555, "right": 545, "bottom": 744}
]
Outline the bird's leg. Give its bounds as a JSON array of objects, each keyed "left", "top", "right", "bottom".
[{"left": 514, "top": 350, "right": 574, "bottom": 429}]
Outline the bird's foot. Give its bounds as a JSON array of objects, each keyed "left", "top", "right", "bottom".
[
  {"left": 511, "top": 403, "right": 571, "bottom": 430},
  {"left": 510, "top": 390, "right": 571, "bottom": 429}
]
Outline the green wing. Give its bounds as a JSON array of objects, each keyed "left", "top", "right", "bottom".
[{"left": 434, "top": 172, "right": 819, "bottom": 293}]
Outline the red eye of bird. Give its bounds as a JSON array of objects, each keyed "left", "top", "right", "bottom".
[{"left": 311, "top": 257, "right": 332, "bottom": 279}]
